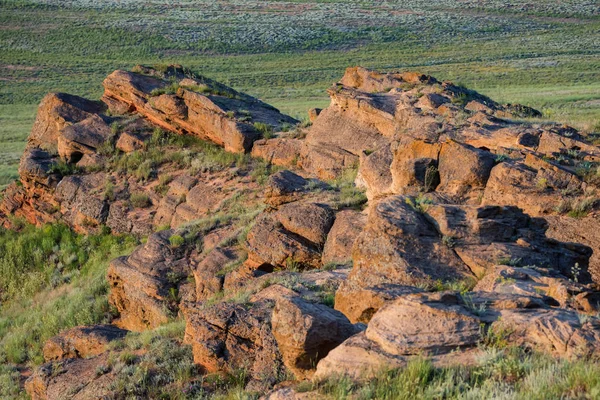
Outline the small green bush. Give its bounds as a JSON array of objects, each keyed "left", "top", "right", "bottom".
[
  {"left": 48, "top": 160, "right": 79, "bottom": 176},
  {"left": 149, "top": 82, "right": 180, "bottom": 97},
  {"left": 169, "top": 234, "right": 185, "bottom": 248},
  {"left": 130, "top": 192, "right": 151, "bottom": 208},
  {"left": 134, "top": 159, "right": 153, "bottom": 182},
  {"left": 253, "top": 122, "right": 274, "bottom": 139}
]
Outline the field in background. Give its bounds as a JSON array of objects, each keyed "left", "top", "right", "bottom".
[{"left": 1, "top": 0, "right": 599, "bottom": 188}]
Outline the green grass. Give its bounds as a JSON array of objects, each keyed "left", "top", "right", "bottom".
[
  {"left": 0, "top": 223, "right": 137, "bottom": 398},
  {"left": 0, "top": 105, "right": 36, "bottom": 190},
  {"left": 0, "top": 222, "right": 137, "bottom": 368}
]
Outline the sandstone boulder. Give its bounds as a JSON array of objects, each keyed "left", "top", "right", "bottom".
[
  {"left": 485, "top": 306, "right": 600, "bottom": 357},
  {"left": 251, "top": 138, "right": 303, "bottom": 166},
  {"left": 335, "top": 283, "right": 424, "bottom": 324},
  {"left": 191, "top": 247, "right": 241, "bottom": 301},
  {"left": 276, "top": 202, "right": 335, "bottom": 246},
  {"left": 43, "top": 325, "right": 128, "bottom": 361},
  {"left": 27, "top": 92, "right": 106, "bottom": 151},
  {"left": 423, "top": 203, "right": 593, "bottom": 281},
  {"left": 102, "top": 66, "right": 297, "bottom": 153},
  {"left": 437, "top": 140, "right": 495, "bottom": 198},
  {"left": 264, "top": 170, "right": 310, "bottom": 206},
  {"left": 57, "top": 114, "right": 112, "bottom": 163},
  {"left": 321, "top": 210, "right": 366, "bottom": 266},
  {"left": 182, "top": 300, "right": 285, "bottom": 390},
  {"left": 355, "top": 144, "right": 393, "bottom": 199},
  {"left": 335, "top": 196, "right": 472, "bottom": 322},
  {"left": 315, "top": 292, "right": 482, "bottom": 381},
  {"left": 115, "top": 131, "right": 146, "bottom": 153},
  {"left": 317, "top": 288, "right": 600, "bottom": 381},
  {"left": 340, "top": 66, "right": 437, "bottom": 92},
  {"left": 365, "top": 292, "right": 481, "bottom": 355},
  {"left": 108, "top": 229, "right": 190, "bottom": 331},
  {"left": 474, "top": 265, "right": 600, "bottom": 311},
  {"left": 349, "top": 195, "right": 471, "bottom": 287},
  {"left": 389, "top": 139, "right": 441, "bottom": 194},
  {"left": 25, "top": 354, "right": 115, "bottom": 400},
  {"left": 17, "top": 148, "right": 60, "bottom": 188},
  {"left": 272, "top": 295, "right": 360, "bottom": 379},
  {"left": 245, "top": 202, "right": 334, "bottom": 270}
]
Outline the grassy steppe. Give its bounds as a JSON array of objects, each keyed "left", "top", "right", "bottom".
[{"left": 1, "top": 1, "right": 599, "bottom": 190}]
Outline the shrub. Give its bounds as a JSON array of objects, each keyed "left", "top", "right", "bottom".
[
  {"left": 154, "top": 174, "right": 173, "bottom": 195},
  {"left": 568, "top": 197, "right": 597, "bottom": 218},
  {"left": 253, "top": 122, "right": 274, "bottom": 139},
  {"left": 169, "top": 234, "right": 185, "bottom": 248},
  {"left": 495, "top": 153, "right": 510, "bottom": 163},
  {"left": 250, "top": 159, "right": 275, "bottom": 185},
  {"left": 442, "top": 235, "right": 456, "bottom": 248},
  {"left": 48, "top": 160, "right": 79, "bottom": 176},
  {"left": 423, "top": 165, "right": 439, "bottom": 192},
  {"left": 103, "top": 180, "right": 116, "bottom": 201},
  {"left": 329, "top": 166, "right": 368, "bottom": 209},
  {"left": 130, "top": 192, "right": 151, "bottom": 208},
  {"left": 134, "top": 159, "right": 153, "bottom": 182},
  {"left": 149, "top": 82, "right": 179, "bottom": 97},
  {"left": 405, "top": 193, "right": 433, "bottom": 213}
]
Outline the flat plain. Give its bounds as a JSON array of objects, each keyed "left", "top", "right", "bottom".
[{"left": 1, "top": 0, "right": 599, "bottom": 189}]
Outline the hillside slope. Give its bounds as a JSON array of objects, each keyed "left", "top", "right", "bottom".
[{"left": 2, "top": 65, "right": 600, "bottom": 399}]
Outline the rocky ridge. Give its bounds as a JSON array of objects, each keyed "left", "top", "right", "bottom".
[{"left": 3, "top": 65, "right": 600, "bottom": 399}]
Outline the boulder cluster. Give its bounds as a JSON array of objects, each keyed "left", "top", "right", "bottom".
[{"left": 5, "top": 65, "right": 600, "bottom": 399}]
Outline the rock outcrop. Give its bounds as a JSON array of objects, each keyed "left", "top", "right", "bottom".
[
  {"left": 11, "top": 65, "right": 600, "bottom": 397},
  {"left": 43, "top": 325, "right": 127, "bottom": 362},
  {"left": 245, "top": 201, "right": 335, "bottom": 270},
  {"left": 102, "top": 66, "right": 297, "bottom": 153},
  {"left": 108, "top": 229, "right": 191, "bottom": 331},
  {"left": 315, "top": 290, "right": 600, "bottom": 381},
  {"left": 271, "top": 295, "right": 359, "bottom": 379},
  {"left": 26, "top": 354, "right": 116, "bottom": 400}
]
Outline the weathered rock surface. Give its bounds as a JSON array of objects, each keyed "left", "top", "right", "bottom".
[
  {"left": 108, "top": 229, "right": 190, "bottom": 331},
  {"left": 8, "top": 65, "right": 600, "bottom": 395},
  {"left": 264, "top": 170, "right": 326, "bottom": 206},
  {"left": 545, "top": 213, "right": 600, "bottom": 281},
  {"left": 316, "top": 289, "right": 600, "bottom": 381},
  {"left": 336, "top": 197, "right": 593, "bottom": 323},
  {"left": 272, "top": 295, "right": 360, "bottom": 379},
  {"left": 347, "top": 195, "right": 472, "bottom": 286},
  {"left": 191, "top": 246, "right": 242, "bottom": 301},
  {"left": 182, "top": 299, "right": 285, "bottom": 390},
  {"left": 316, "top": 292, "right": 483, "bottom": 381},
  {"left": 27, "top": 92, "right": 107, "bottom": 151},
  {"left": 102, "top": 66, "right": 297, "bottom": 153},
  {"left": 335, "top": 283, "right": 424, "bottom": 324},
  {"left": 43, "top": 325, "right": 128, "bottom": 362},
  {"left": 424, "top": 204, "right": 592, "bottom": 280},
  {"left": 321, "top": 210, "right": 366, "bottom": 266},
  {"left": 252, "top": 138, "right": 303, "bottom": 167},
  {"left": 245, "top": 201, "right": 335, "bottom": 270},
  {"left": 474, "top": 264, "right": 600, "bottom": 312},
  {"left": 25, "top": 354, "right": 115, "bottom": 400}
]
